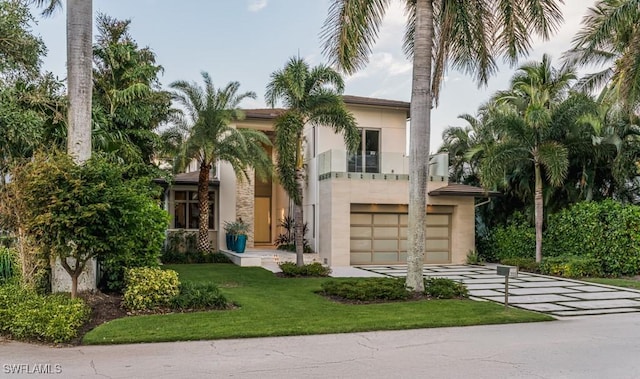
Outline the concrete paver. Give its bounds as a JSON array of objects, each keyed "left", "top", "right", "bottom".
[{"left": 356, "top": 264, "right": 640, "bottom": 317}]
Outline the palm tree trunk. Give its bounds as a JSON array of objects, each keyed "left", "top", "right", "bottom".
[
  {"left": 534, "top": 162, "right": 543, "bottom": 263},
  {"left": 197, "top": 162, "right": 211, "bottom": 253},
  {"left": 406, "top": 0, "right": 434, "bottom": 292},
  {"left": 66, "top": 0, "right": 92, "bottom": 163},
  {"left": 294, "top": 167, "right": 305, "bottom": 267}
]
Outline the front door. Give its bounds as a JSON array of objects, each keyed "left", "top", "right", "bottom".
[{"left": 254, "top": 197, "right": 271, "bottom": 244}]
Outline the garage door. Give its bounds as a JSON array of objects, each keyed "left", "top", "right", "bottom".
[{"left": 350, "top": 212, "right": 451, "bottom": 265}]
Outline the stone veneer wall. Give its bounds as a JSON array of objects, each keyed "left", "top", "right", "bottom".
[{"left": 235, "top": 172, "right": 255, "bottom": 248}]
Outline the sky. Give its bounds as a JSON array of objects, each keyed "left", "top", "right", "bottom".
[{"left": 29, "top": 0, "right": 597, "bottom": 152}]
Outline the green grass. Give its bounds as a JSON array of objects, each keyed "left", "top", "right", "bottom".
[
  {"left": 83, "top": 264, "right": 552, "bottom": 345},
  {"left": 583, "top": 277, "right": 640, "bottom": 290}
]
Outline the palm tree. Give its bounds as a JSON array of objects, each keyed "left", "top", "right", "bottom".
[
  {"left": 166, "top": 72, "right": 272, "bottom": 254},
  {"left": 266, "top": 57, "right": 359, "bottom": 266},
  {"left": 563, "top": 0, "right": 640, "bottom": 114},
  {"left": 480, "top": 55, "right": 574, "bottom": 262},
  {"left": 31, "top": 0, "right": 92, "bottom": 163},
  {"left": 322, "top": 0, "right": 563, "bottom": 290}
]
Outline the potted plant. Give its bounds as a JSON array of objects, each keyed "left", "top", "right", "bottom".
[
  {"left": 223, "top": 221, "right": 238, "bottom": 251},
  {"left": 234, "top": 218, "right": 249, "bottom": 254}
]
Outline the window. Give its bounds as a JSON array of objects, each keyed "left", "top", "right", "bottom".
[
  {"left": 348, "top": 129, "right": 380, "bottom": 173},
  {"left": 173, "top": 190, "right": 215, "bottom": 229}
]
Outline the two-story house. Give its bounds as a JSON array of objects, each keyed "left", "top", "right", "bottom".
[{"left": 161, "top": 95, "right": 492, "bottom": 266}]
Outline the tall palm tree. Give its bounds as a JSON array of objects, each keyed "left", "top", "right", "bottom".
[
  {"left": 563, "top": 0, "right": 640, "bottom": 114},
  {"left": 322, "top": 0, "right": 563, "bottom": 290},
  {"left": 266, "top": 57, "right": 359, "bottom": 266},
  {"left": 31, "top": 0, "right": 92, "bottom": 163},
  {"left": 481, "top": 55, "right": 574, "bottom": 262},
  {"left": 166, "top": 72, "right": 272, "bottom": 254}
]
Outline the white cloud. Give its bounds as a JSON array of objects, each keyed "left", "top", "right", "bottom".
[{"left": 248, "top": 0, "right": 268, "bottom": 12}]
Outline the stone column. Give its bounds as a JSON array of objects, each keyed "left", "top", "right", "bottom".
[{"left": 235, "top": 170, "right": 255, "bottom": 248}]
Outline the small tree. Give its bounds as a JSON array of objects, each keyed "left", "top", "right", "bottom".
[{"left": 10, "top": 151, "right": 168, "bottom": 297}]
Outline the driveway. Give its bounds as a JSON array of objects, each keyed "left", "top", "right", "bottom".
[{"left": 356, "top": 264, "right": 640, "bottom": 317}]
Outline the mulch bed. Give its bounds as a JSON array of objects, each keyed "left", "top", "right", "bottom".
[{"left": 71, "top": 291, "right": 127, "bottom": 345}]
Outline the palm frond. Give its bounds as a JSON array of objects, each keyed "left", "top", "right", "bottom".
[{"left": 537, "top": 141, "right": 569, "bottom": 186}]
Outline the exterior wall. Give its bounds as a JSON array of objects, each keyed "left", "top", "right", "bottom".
[
  {"left": 235, "top": 171, "right": 255, "bottom": 248},
  {"left": 218, "top": 161, "right": 238, "bottom": 250},
  {"left": 318, "top": 177, "right": 473, "bottom": 266}
]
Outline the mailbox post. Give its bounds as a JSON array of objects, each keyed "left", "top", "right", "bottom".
[{"left": 496, "top": 265, "right": 518, "bottom": 309}]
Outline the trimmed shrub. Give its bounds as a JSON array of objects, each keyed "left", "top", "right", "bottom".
[
  {"left": 123, "top": 267, "right": 180, "bottom": 311},
  {"left": 0, "top": 284, "right": 90, "bottom": 343},
  {"left": 486, "top": 213, "right": 535, "bottom": 261},
  {"left": 321, "top": 278, "right": 409, "bottom": 301},
  {"left": 500, "top": 257, "right": 540, "bottom": 273},
  {"left": 171, "top": 281, "right": 229, "bottom": 310},
  {"left": 545, "top": 200, "right": 640, "bottom": 276},
  {"left": 540, "top": 256, "right": 603, "bottom": 278},
  {"left": 424, "top": 278, "right": 469, "bottom": 299},
  {"left": 466, "top": 250, "right": 485, "bottom": 265},
  {"left": 279, "top": 262, "right": 331, "bottom": 277}
]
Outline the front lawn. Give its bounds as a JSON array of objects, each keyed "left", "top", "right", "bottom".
[
  {"left": 583, "top": 277, "right": 640, "bottom": 290},
  {"left": 83, "top": 264, "right": 552, "bottom": 345}
]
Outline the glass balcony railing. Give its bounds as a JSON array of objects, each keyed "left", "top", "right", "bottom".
[{"left": 317, "top": 150, "right": 449, "bottom": 181}]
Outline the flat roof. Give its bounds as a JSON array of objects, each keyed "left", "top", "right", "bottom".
[{"left": 428, "top": 183, "right": 500, "bottom": 197}]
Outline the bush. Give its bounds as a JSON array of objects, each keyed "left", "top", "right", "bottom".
[
  {"left": 545, "top": 200, "right": 640, "bottom": 276},
  {"left": 424, "top": 278, "right": 469, "bottom": 299},
  {"left": 466, "top": 250, "right": 485, "bottom": 265},
  {"left": 162, "top": 249, "right": 232, "bottom": 264},
  {"left": 540, "top": 255, "right": 603, "bottom": 278},
  {"left": 321, "top": 278, "right": 409, "bottom": 301},
  {"left": 500, "top": 257, "right": 540, "bottom": 273},
  {"left": 0, "top": 284, "right": 90, "bottom": 343},
  {"left": 123, "top": 267, "right": 180, "bottom": 311},
  {"left": 171, "top": 281, "right": 229, "bottom": 310},
  {"left": 278, "top": 262, "right": 331, "bottom": 277},
  {"left": 0, "top": 247, "right": 17, "bottom": 284},
  {"left": 485, "top": 213, "right": 535, "bottom": 262}
]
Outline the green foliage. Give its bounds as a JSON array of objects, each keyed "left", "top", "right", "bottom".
[
  {"left": 424, "top": 278, "right": 469, "bottom": 299},
  {"left": 500, "top": 257, "right": 540, "bottom": 273},
  {"left": 278, "top": 262, "right": 331, "bottom": 277},
  {"left": 0, "top": 0, "right": 45, "bottom": 77},
  {"left": 540, "top": 255, "right": 603, "bottom": 278},
  {"left": 170, "top": 281, "right": 229, "bottom": 310},
  {"left": 123, "top": 267, "right": 180, "bottom": 311},
  {"left": 0, "top": 246, "right": 17, "bottom": 284},
  {"left": 274, "top": 216, "right": 313, "bottom": 253},
  {"left": 320, "top": 278, "right": 409, "bottom": 301},
  {"left": 545, "top": 200, "right": 640, "bottom": 276},
  {"left": 0, "top": 284, "right": 90, "bottom": 343},
  {"left": 485, "top": 213, "right": 535, "bottom": 261},
  {"left": 466, "top": 250, "right": 484, "bottom": 265},
  {"left": 11, "top": 152, "right": 169, "bottom": 293}
]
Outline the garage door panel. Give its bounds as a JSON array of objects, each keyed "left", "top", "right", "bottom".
[
  {"left": 373, "top": 239, "right": 398, "bottom": 251},
  {"left": 426, "top": 239, "right": 449, "bottom": 251},
  {"left": 399, "top": 227, "right": 408, "bottom": 238},
  {"left": 350, "top": 252, "right": 372, "bottom": 264},
  {"left": 373, "top": 214, "right": 399, "bottom": 225},
  {"left": 351, "top": 226, "right": 372, "bottom": 238},
  {"left": 426, "top": 251, "right": 449, "bottom": 263},
  {"left": 426, "top": 227, "right": 449, "bottom": 238},
  {"left": 374, "top": 227, "right": 399, "bottom": 238},
  {"left": 427, "top": 214, "right": 450, "bottom": 226},
  {"left": 373, "top": 252, "right": 399, "bottom": 263},
  {"left": 351, "top": 214, "right": 372, "bottom": 224},
  {"left": 350, "top": 239, "right": 371, "bottom": 251}
]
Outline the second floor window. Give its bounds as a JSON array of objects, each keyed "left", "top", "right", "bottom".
[
  {"left": 173, "top": 190, "right": 215, "bottom": 230},
  {"left": 348, "top": 129, "right": 380, "bottom": 173}
]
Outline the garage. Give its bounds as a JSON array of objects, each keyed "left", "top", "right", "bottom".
[{"left": 349, "top": 204, "right": 452, "bottom": 265}]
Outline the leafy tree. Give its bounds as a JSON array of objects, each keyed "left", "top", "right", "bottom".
[
  {"left": 92, "top": 14, "right": 172, "bottom": 165},
  {"left": 480, "top": 55, "right": 574, "bottom": 262},
  {"left": 165, "top": 72, "right": 272, "bottom": 253},
  {"left": 9, "top": 151, "right": 169, "bottom": 298},
  {"left": 0, "top": 0, "right": 45, "bottom": 81},
  {"left": 321, "top": 0, "right": 563, "bottom": 290},
  {"left": 266, "top": 57, "right": 359, "bottom": 266}
]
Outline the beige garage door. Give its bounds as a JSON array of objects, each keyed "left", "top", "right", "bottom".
[{"left": 350, "top": 212, "right": 451, "bottom": 265}]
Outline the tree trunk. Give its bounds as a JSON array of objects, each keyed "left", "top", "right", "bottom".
[
  {"left": 197, "top": 162, "right": 211, "bottom": 254},
  {"left": 294, "top": 167, "right": 305, "bottom": 267},
  {"left": 66, "top": 0, "right": 93, "bottom": 163},
  {"left": 534, "top": 161, "right": 543, "bottom": 263},
  {"left": 406, "top": 0, "right": 434, "bottom": 292},
  {"left": 70, "top": 273, "right": 78, "bottom": 299}
]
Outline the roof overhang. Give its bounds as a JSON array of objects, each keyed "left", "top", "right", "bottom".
[{"left": 428, "top": 183, "right": 500, "bottom": 197}]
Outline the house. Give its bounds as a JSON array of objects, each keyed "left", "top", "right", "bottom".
[{"left": 159, "top": 95, "right": 493, "bottom": 266}]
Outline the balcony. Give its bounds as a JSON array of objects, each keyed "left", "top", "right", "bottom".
[{"left": 317, "top": 150, "right": 448, "bottom": 182}]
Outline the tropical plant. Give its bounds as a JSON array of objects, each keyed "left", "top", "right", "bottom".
[
  {"left": 266, "top": 57, "right": 359, "bottom": 266},
  {"left": 480, "top": 55, "right": 574, "bottom": 262},
  {"left": 164, "top": 72, "right": 272, "bottom": 253},
  {"left": 321, "top": 0, "right": 564, "bottom": 291},
  {"left": 563, "top": 0, "right": 640, "bottom": 114}
]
